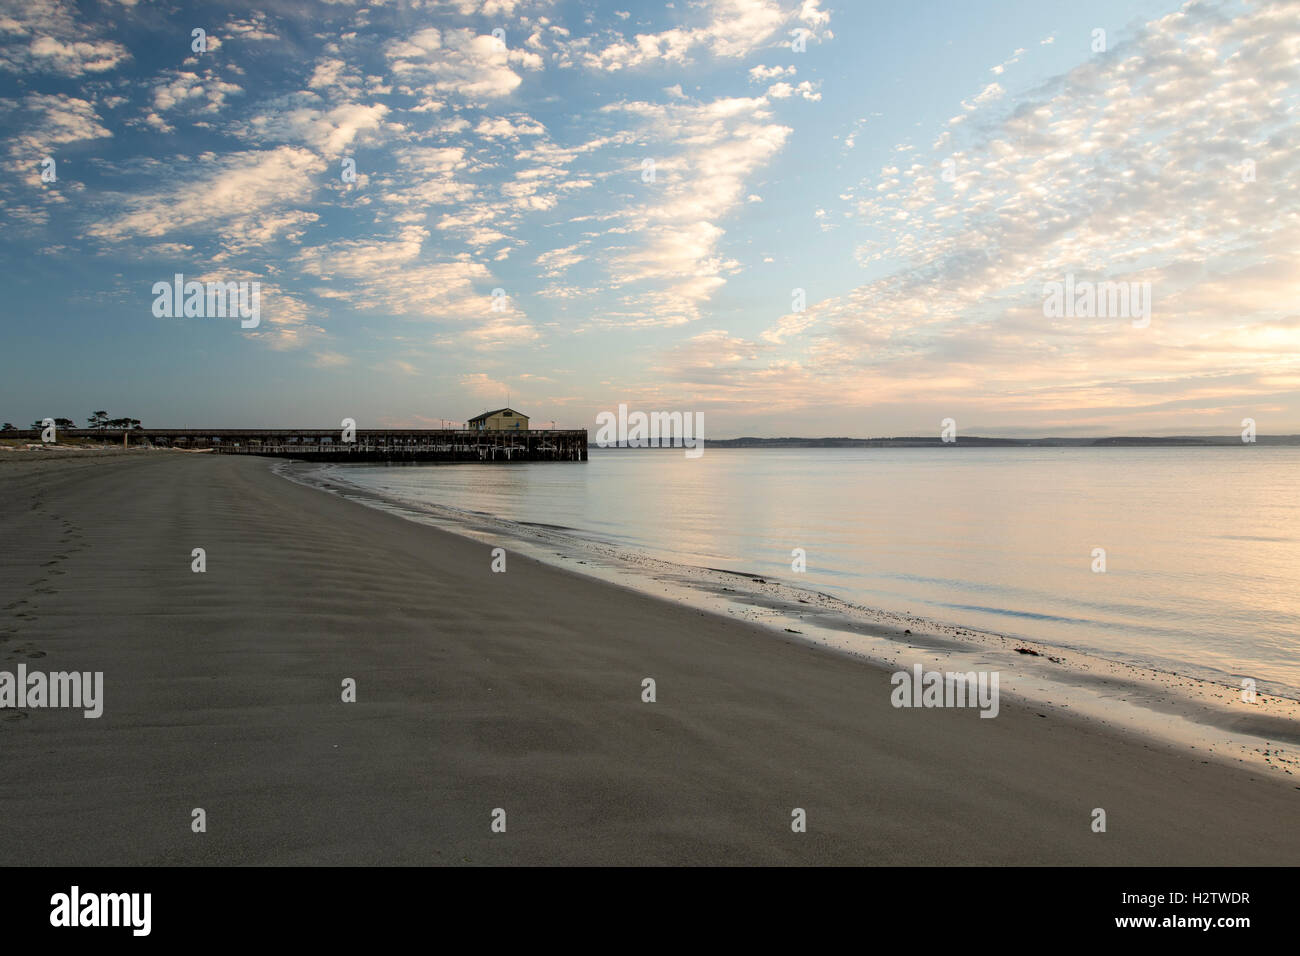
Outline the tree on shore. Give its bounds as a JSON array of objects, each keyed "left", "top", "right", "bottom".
[
  {"left": 79, "top": 412, "right": 145, "bottom": 430},
  {"left": 20, "top": 416, "right": 141, "bottom": 432},
  {"left": 1, "top": 423, "right": 14, "bottom": 431}
]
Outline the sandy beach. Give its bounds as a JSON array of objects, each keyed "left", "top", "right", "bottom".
[{"left": 0, "top": 450, "right": 1296, "bottom": 865}]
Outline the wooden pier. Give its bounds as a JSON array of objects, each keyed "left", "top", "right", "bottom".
[{"left": 2, "top": 428, "right": 588, "bottom": 462}]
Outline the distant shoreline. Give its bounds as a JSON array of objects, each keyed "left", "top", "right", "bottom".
[{"left": 602, "top": 435, "right": 1300, "bottom": 447}]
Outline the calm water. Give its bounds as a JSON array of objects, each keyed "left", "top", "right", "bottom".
[{"left": 333, "top": 447, "right": 1300, "bottom": 696}]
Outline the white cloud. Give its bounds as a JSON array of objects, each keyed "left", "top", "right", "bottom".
[
  {"left": 475, "top": 114, "right": 546, "bottom": 138},
  {"left": 223, "top": 15, "right": 278, "bottom": 41},
  {"left": 238, "top": 95, "right": 390, "bottom": 156},
  {"left": 0, "top": 0, "right": 130, "bottom": 76},
  {"left": 386, "top": 27, "right": 543, "bottom": 102},
  {"left": 566, "top": 0, "right": 819, "bottom": 72},
  {"left": 598, "top": 95, "right": 792, "bottom": 323},
  {"left": 3, "top": 94, "right": 111, "bottom": 158},
  {"left": 749, "top": 63, "right": 795, "bottom": 82},
  {"left": 86, "top": 147, "right": 325, "bottom": 252},
  {"left": 961, "top": 81, "right": 1004, "bottom": 111},
  {"left": 536, "top": 242, "right": 586, "bottom": 276},
  {"left": 144, "top": 70, "right": 243, "bottom": 131},
  {"left": 767, "top": 79, "right": 820, "bottom": 100},
  {"left": 295, "top": 225, "right": 534, "bottom": 347}
]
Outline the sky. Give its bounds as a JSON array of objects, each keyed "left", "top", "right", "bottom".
[{"left": 1, "top": 0, "right": 1297, "bottom": 437}]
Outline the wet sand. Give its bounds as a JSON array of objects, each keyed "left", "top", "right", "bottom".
[{"left": 0, "top": 450, "right": 1295, "bottom": 864}]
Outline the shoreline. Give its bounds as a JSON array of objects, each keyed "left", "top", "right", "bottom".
[
  {"left": 1, "top": 450, "right": 1296, "bottom": 865},
  {"left": 286, "top": 458, "right": 1300, "bottom": 776}
]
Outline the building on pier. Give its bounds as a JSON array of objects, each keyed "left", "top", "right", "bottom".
[{"left": 467, "top": 408, "right": 529, "bottom": 431}]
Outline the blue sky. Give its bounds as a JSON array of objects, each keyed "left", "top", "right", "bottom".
[{"left": 2, "top": 0, "right": 1297, "bottom": 436}]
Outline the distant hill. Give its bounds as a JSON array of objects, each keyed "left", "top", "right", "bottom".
[{"left": 694, "top": 435, "right": 1300, "bottom": 448}]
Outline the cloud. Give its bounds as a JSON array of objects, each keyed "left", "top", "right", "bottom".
[
  {"left": 237, "top": 95, "right": 390, "bottom": 156},
  {"left": 563, "top": 0, "right": 824, "bottom": 72},
  {"left": 749, "top": 63, "right": 796, "bottom": 82},
  {"left": 143, "top": 69, "right": 243, "bottom": 131},
  {"left": 475, "top": 114, "right": 546, "bottom": 138},
  {"left": 536, "top": 242, "right": 586, "bottom": 277},
  {"left": 461, "top": 371, "right": 508, "bottom": 397},
  {"left": 378, "top": 146, "right": 478, "bottom": 215},
  {"left": 86, "top": 147, "right": 325, "bottom": 253},
  {"left": 311, "top": 350, "right": 350, "bottom": 367},
  {"left": 959, "top": 81, "right": 1003, "bottom": 112},
  {"left": 462, "top": 311, "right": 541, "bottom": 348},
  {"left": 2, "top": 94, "right": 111, "bottom": 158},
  {"left": 0, "top": 0, "right": 130, "bottom": 76},
  {"left": 742, "top": 0, "right": 1300, "bottom": 428},
  {"left": 386, "top": 27, "right": 543, "bottom": 102},
  {"left": 223, "top": 14, "right": 278, "bottom": 42},
  {"left": 766, "top": 79, "right": 820, "bottom": 100},
  {"left": 295, "top": 225, "right": 535, "bottom": 348},
  {"left": 597, "top": 95, "right": 792, "bottom": 324}
]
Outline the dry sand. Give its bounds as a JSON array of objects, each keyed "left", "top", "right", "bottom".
[{"left": 0, "top": 450, "right": 1295, "bottom": 865}]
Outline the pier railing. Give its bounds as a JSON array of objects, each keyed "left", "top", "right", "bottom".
[{"left": 0, "top": 428, "right": 588, "bottom": 462}]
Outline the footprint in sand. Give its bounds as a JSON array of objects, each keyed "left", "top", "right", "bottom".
[
  {"left": 27, "top": 650, "right": 46, "bottom": 658},
  {"left": 3, "top": 600, "right": 26, "bottom": 610},
  {"left": 3, "top": 711, "right": 29, "bottom": 721}
]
